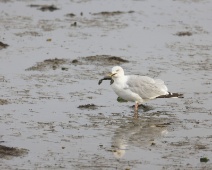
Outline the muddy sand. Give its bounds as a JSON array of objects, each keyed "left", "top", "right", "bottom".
[{"left": 0, "top": 0, "right": 211, "bottom": 169}]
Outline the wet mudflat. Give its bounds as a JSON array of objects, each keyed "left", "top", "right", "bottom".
[{"left": 0, "top": 0, "right": 212, "bottom": 169}]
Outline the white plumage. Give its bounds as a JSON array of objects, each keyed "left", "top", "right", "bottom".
[
  {"left": 109, "top": 66, "right": 169, "bottom": 113},
  {"left": 110, "top": 66, "right": 168, "bottom": 103}
]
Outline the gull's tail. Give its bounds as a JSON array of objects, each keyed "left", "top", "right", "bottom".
[{"left": 156, "top": 92, "right": 184, "bottom": 99}]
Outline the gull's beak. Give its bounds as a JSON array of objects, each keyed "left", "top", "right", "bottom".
[{"left": 107, "top": 72, "right": 116, "bottom": 77}]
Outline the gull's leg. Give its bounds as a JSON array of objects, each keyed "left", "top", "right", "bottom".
[{"left": 134, "top": 102, "right": 139, "bottom": 118}]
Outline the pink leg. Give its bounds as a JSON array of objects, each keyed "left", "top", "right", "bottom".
[{"left": 134, "top": 102, "right": 139, "bottom": 118}]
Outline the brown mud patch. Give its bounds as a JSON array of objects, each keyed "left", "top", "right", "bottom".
[
  {"left": 0, "top": 42, "right": 9, "bottom": 49},
  {"left": 0, "top": 145, "right": 28, "bottom": 159},
  {"left": 15, "top": 31, "right": 42, "bottom": 37},
  {"left": 26, "top": 58, "right": 69, "bottom": 71},
  {"left": 78, "top": 104, "right": 98, "bottom": 110},
  {"left": 92, "top": 11, "right": 135, "bottom": 16},
  {"left": 200, "top": 157, "right": 209, "bottom": 162},
  {"left": 66, "top": 13, "right": 76, "bottom": 17},
  {"left": 0, "top": 99, "right": 9, "bottom": 105},
  {"left": 28, "top": 4, "right": 59, "bottom": 12},
  {"left": 26, "top": 55, "right": 129, "bottom": 71},
  {"left": 175, "top": 31, "right": 192, "bottom": 36},
  {"left": 84, "top": 55, "right": 129, "bottom": 65}
]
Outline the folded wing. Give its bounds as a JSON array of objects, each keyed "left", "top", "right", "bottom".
[{"left": 125, "top": 75, "right": 168, "bottom": 100}]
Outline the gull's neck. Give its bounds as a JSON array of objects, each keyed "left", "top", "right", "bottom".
[{"left": 113, "top": 75, "right": 126, "bottom": 84}]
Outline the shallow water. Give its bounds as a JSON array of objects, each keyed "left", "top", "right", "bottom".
[{"left": 0, "top": 0, "right": 212, "bottom": 169}]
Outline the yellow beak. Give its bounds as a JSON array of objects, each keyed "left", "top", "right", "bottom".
[{"left": 107, "top": 72, "right": 116, "bottom": 77}]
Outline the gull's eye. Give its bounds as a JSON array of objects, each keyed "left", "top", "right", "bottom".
[{"left": 116, "top": 69, "right": 119, "bottom": 72}]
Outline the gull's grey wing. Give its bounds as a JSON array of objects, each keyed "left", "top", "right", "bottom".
[{"left": 125, "top": 75, "right": 168, "bottom": 99}]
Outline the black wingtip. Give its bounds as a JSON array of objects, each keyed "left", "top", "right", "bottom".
[{"left": 156, "top": 92, "right": 184, "bottom": 98}]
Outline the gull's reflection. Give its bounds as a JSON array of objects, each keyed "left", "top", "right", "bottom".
[{"left": 111, "top": 115, "right": 170, "bottom": 158}]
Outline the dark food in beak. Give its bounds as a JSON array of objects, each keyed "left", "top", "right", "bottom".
[{"left": 98, "top": 76, "right": 114, "bottom": 85}]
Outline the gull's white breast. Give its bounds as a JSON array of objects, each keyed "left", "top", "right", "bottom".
[{"left": 111, "top": 76, "right": 143, "bottom": 103}]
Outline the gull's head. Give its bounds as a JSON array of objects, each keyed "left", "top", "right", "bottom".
[{"left": 110, "top": 66, "right": 125, "bottom": 78}]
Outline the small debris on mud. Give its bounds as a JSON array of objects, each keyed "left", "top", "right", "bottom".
[
  {"left": 71, "top": 22, "right": 77, "bottom": 27},
  {"left": 0, "top": 145, "right": 28, "bottom": 159},
  {"left": 39, "top": 5, "right": 59, "bottom": 12},
  {"left": 0, "top": 99, "right": 9, "bottom": 105},
  {"left": 46, "top": 38, "right": 52, "bottom": 42},
  {"left": 151, "top": 142, "right": 156, "bottom": 146},
  {"left": 92, "top": 11, "right": 134, "bottom": 16},
  {"left": 200, "top": 157, "right": 209, "bottom": 162},
  {"left": 61, "top": 67, "right": 68, "bottom": 71},
  {"left": 78, "top": 104, "right": 98, "bottom": 110},
  {"left": 155, "top": 123, "right": 171, "bottom": 127},
  {"left": 66, "top": 13, "right": 76, "bottom": 17},
  {"left": 117, "top": 97, "right": 128, "bottom": 103},
  {"left": 72, "top": 59, "right": 79, "bottom": 64},
  {"left": 175, "top": 31, "right": 192, "bottom": 36},
  {"left": 28, "top": 4, "right": 41, "bottom": 8},
  {"left": 0, "top": 41, "right": 9, "bottom": 49},
  {"left": 29, "top": 4, "right": 59, "bottom": 12}
]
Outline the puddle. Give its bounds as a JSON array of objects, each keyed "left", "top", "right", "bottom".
[{"left": 0, "top": 0, "right": 212, "bottom": 169}]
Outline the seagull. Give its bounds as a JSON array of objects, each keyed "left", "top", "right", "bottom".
[{"left": 99, "top": 66, "right": 183, "bottom": 116}]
